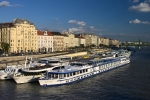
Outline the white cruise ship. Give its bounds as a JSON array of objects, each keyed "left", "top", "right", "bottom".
[
  {"left": 12, "top": 59, "right": 69, "bottom": 84},
  {"left": 39, "top": 56, "right": 130, "bottom": 87}
]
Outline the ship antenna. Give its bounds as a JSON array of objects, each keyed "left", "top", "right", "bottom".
[{"left": 25, "top": 56, "right": 27, "bottom": 68}]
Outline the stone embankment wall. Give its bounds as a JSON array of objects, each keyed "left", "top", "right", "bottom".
[
  {"left": 0, "top": 52, "right": 88, "bottom": 69},
  {"left": 0, "top": 49, "right": 109, "bottom": 69},
  {"left": 0, "top": 52, "right": 68, "bottom": 69}
]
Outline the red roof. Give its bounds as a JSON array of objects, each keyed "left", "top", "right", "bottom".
[{"left": 37, "top": 30, "right": 53, "bottom": 36}]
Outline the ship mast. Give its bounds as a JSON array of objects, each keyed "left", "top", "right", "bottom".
[{"left": 138, "top": 38, "right": 141, "bottom": 49}]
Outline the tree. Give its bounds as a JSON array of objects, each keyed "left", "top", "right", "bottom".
[{"left": 0, "top": 42, "right": 10, "bottom": 55}]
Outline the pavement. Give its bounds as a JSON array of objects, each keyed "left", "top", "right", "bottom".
[
  {"left": 0, "top": 49, "right": 109, "bottom": 69},
  {"left": 0, "top": 52, "right": 69, "bottom": 69}
]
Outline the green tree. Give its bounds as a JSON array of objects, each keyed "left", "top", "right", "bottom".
[{"left": 0, "top": 42, "right": 10, "bottom": 55}]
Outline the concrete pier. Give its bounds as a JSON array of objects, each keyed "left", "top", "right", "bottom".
[
  {"left": 0, "top": 52, "right": 88, "bottom": 69},
  {"left": 0, "top": 49, "right": 109, "bottom": 69},
  {"left": 0, "top": 52, "right": 68, "bottom": 69}
]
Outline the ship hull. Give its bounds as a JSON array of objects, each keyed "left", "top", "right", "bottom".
[
  {"left": 12, "top": 75, "right": 42, "bottom": 84},
  {"left": 39, "top": 59, "right": 130, "bottom": 87}
]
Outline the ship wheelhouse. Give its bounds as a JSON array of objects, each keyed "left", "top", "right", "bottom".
[{"left": 46, "top": 66, "right": 89, "bottom": 79}]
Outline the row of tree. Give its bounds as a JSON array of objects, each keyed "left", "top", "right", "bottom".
[
  {"left": 0, "top": 42, "right": 10, "bottom": 55},
  {"left": 0, "top": 42, "right": 116, "bottom": 55}
]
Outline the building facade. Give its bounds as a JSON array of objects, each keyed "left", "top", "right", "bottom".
[
  {"left": 74, "top": 36, "right": 80, "bottom": 47},
  {"left": 51, "top": 32, "right": 64, "bottom": 52},
  {"left": 99, "top": 37, "right": 110, "bottom": 46},
  {"left": 109, "top": 39, "right": 120, "bottom": 47},
  {"left": 63, "top": 34, "right": 69, "bottom": 51},
  {"left": 62, "top": 31, "right": 75, "bottom": 48},
  {"left": 75, "top": 34, "right": 85, "bottom": 47},
  {"left": 80, "top": 33, "right": 92, "bottom": 47},
  {"left": 37, "top": 30, "right": 53, "bottom": 53},
  {"left": 0, "top": 18, "right": 38, "bottom": 53},
  {"left": 90, "top": 34, "right": 99, "bottom": 46}
]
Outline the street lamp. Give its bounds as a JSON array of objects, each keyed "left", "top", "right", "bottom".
[
  {"left": 25, "top": 47, "right": 26, "bottom": 55},
  {"left": 66, "top": 43, "right": 68, "bottom": 51}
]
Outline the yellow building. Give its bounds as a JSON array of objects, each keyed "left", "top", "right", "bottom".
[
  {"left": 80, "top": 33, "right": 92, "bottom": 47},
  {"left": 62, "top": 31, "right": 75, "bottom": 48},
  {"left": 109, "top": 39, "right": 120, "bottom": 47},
  {"left": 99, "top": 37, "right": 110, "bottom": 46},
  {"left": 0, "top": 18, "right": 37, "bottom": 53},
  {"left": 63, "top": 34, "right": 69, "bottom": 51},
  {"left": 51, "top": 32, "right": 64, "bottom": 52}
]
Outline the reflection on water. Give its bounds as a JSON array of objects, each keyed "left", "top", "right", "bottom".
[{"left": 0, "top": 47, "right": 150, "bottom": 100}]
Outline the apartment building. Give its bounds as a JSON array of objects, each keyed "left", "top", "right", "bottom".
[
  {"left": 74, "top": 35, "right": 80, "bottom": 47},
  {"left": 0, "top": 18, "right": 37, "bottom": 53},
  {"left": 74, "top": 34, "right": 85, "bottom": 47},
  {"left": 99, "top": 37, "right": 110, "bottom": 46},
  {"left": 109, "top": 39, "right": 120, "bottom": 47},
  {"left": 37, "top": 30, "right": 53, "bottom": 52},
  {"left": 80, "top": 33, "right": 92, "bottom": 47},
  {"left": 62, "top": 31, "right": 75, "bottom": 48},
  {"left": 63, "top": 34, "right": 69, "bottom": 50},
  {"left": 51, "top": 32, "right": 64, "bottom": 51},
  {"left": 90, "top": 34, "right": 99, "bottom": 46}
]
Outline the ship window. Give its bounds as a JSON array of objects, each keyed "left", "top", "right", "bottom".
[
  {"left": 83, "top": 70, "right": 85, "bottom": 73},
  {"left": 59, "top": 74, "right": 63, "bottom": 79},
  {"left": 67, "top": 74, "right": 69, "bottom": 77},
  {"left": 70, "top": 73, "right": 72, "bottom": 76},
  {"left": 64, "top": 74, "right": 66, "bottom": 77},
  {"left": 48, "top": 61, "right": 59, "bottom": 63},
  {"left": 80, "top": 70, "right": 82, "bottom": 73},
  {"left": 73, "top": 72, "right": 75, "bottom": 75},
  {"left": 51, "top": 74, "right": 54, "bottom": 78},
  {"left": 87, "top": 62, "right": 93, "bottom": 65},
  {"left": 18, "top": 69, "right": 22, "bottom": 72},
  {"left": 54, "top": 74, "right": 58, "bottom": 78}
]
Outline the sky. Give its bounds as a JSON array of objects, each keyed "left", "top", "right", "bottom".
[{"left": 0, "top": 0, "right": 150, "bottom": 42}]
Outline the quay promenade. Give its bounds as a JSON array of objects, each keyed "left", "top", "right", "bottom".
[
  {"left": 0, "top": 51, "right": 88, "bottom": 69},
  {"left": 0, "top": 52, "right": 68, "bottom": 69},
  {"left": 0, "top": 48, "right": 109, "bottom": 69}
]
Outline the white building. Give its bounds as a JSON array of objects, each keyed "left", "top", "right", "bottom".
[
  {"left": 75, "top": 34, "right": 85, "bottom": 47},
  {"left": 74, "top": 37, "right": 79, "bottom": 47},
  {"left": 37, "top": 30, "right": 53, "bottom": 52},
  {"left": 90, "top": 34, "right": 99, "bottom": 46}
]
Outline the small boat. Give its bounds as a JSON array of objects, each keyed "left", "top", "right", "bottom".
[
  {"left": 0, "top": 65, "right": 23, "bottom": 80},
  {"left": 0, "top": 56, "right": 31, "bottom": 80},
  {"left": 39, "top": 56, "right": 130, "bottom": 87},
  {"left": 110, "top": 49, "right": 131, "bottom": 58},
  {"left": 12, "top": 58, "right": 69, "bottom": 84}
]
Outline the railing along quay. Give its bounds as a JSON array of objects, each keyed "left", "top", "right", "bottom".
[
  {"left": 0, "top": 49, "right": 110, "bottom": 70},
  {"left": 0, "top": 52, "right": 69, "bottom": 70}
]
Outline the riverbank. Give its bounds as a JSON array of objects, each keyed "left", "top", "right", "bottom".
[
  {"left": 0, "top": 48, "right": 110, "bottom": 69},
  {"left": 0, "top": 51, "right": 88, "bottom": 69},
  {"left": 0, "top": 52, "right": 68, "bottom": 69}
]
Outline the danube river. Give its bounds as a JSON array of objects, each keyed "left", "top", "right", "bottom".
[{"left": 0, "top": 47, "right": 150, "bottom": 100}]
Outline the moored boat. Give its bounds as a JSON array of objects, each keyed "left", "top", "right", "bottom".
[
  {"left": 110, "top": 49, "right": 131, "bottom": 58},
  {"left": 39, "top": 56, "right": 130, "bottom": 87},
  {"left": 12, "top": 58, "right": 69, "bottom": 84},
  {"left": 0, "top": 56, "right": 31, "bottom": 80},
  {"left": 0, "top": 65, "right": 23, "bottom": 80}
]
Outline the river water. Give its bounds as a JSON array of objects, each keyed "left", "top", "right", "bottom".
[{"left": 0, "top": 47, "right": 150, "bottom": 100}]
